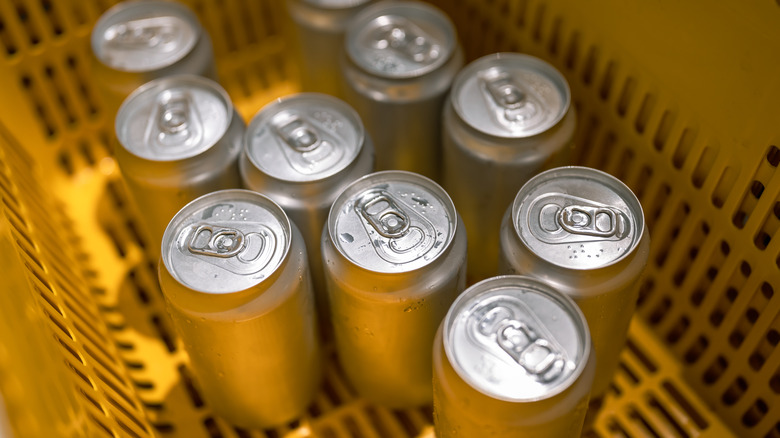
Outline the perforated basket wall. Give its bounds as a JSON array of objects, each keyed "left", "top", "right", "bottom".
[{"left": 0, "top": 0, "right": 777, "bottom": 437}]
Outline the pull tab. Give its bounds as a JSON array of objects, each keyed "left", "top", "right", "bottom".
[
  {"left": 187, "top": 225, "right": 245, "bottom": 258},
  {"left": 359, "top": 193, "right": 410, "bottom": 238},
  {"left": 480, "top": 69, "right": 542, "bottom": 128},
  {"left": 474, "top": 304, "right": 566, "bottom": 382},
  {"left": 275, "top": 117, "right": 321, "bottom": 153},
  {"left": 104, "top": 16, "right": 181, "bottom": 51},
  {"left": 146, "top": 89, "right": 204, "bottom": 153},
  {"left": 374, "top": 19, "right": 440, "bottom": 64},
  {"left": 558, "top": 205, "right": 619, "bottom": 238}
]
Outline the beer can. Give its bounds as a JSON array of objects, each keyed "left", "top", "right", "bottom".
[
  {"left": 159, "top": 189, "right": 321, "bottom": 428},
  {"left": 432, "top": 275, "right": 595, "bottom": 437},
  {"left": 115, "top": 75, "right": 244, "bottom": 255},
  {"left": 442, "top": 53, "right": 576, "bottom": 284},
  {"left": 322, "top": 170, "right": 467, "bottom": 407},
  {"left": 91, "top": 0, "right": 216, "bottom": 114},
  {"left": 498, "top": 166, "right": 650, "bottom": 399},
  {"left": 341, "top": 1, "right": 463, "bottom": 180},
  {"left": 286, "top": 0, "right": 377, "bottom": 97},
  {"left": 240, "top": 92, "right": 374, "bottom": 329}
]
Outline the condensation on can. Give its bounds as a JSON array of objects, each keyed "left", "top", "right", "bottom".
[
  {"left": 498, "top": 166, "right": 650, "bottom": 398},
  {"left": 322, "top": 170, "right": 467, "bottom": 407},
  {"left": 91, "top": 1, "right": 216, "bottom": 113},
  {"left": 240, "top": 92, "right": 374, "bottom": 331},
  {"left": 159, "top": 189, "right": 321, "bottom": 429},
  {"left": 286, "top": 0, "right": 378, "bottom": 97},
  {"left": 115, "top": 75, "right": 244, "bottom": 255},
  {"left": 341, "top": 1, "right": 463, "bottom": 180},
  {"left": 442, "top": 52, "right": 576, "bottom": 284},
  {"left": 433, "top": 275, "right": 595, "bottom": 438}
]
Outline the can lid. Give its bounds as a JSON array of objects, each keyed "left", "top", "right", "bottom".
[
  {"left": 329, "top": 171, "right": 456, "bottom": 273},
  {"left": 444, "top": 275, "right": 590, "bottom": 402},
  {"left": 116, "top": 75, "right": 232, "bottom": 162},
  {"left": 162, "top": 190, "right": 290, "bottom": 294},
  {"left": 92, "top": 1, "right": 200, "bottom": 73},
  {"left": 513, "top": 166, "right": 645, "bottom": 270},
  {"left": 451, "top": 53, "right": 570, "bottom": 138},
  {"left": 245, "top": 93, "right": 364, "bottom": 182},
  {"left": 345, "top": 1, "right": 456, "bottom": 79}
]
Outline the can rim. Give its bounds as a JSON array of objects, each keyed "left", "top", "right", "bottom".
[
  {"left": 450, "top": 52, "right": 571, "bottom": 139},
  {"left": 327, "top": 170, "right": 458, "bottom": 274},
  {"left": 512, "top": 166, "right": 646, "bottom": 270},
  {"left": 344, "top": 1, "right": 457, "bottom": 79},
  {"left": 91, "top": 0, "right": 202, "bottom": 73},
  {"left": 297, "top": 0, "right": 375, "bottom": 10},
  {"left": 244, "top": 92, "right": 366, "bottom": 183},
  {"left": 160, "top": 189, "right": 292, "bottom": 294},
  {"left": 442, "top": 275, "right": 592, "bottom": 402},
  {"left": 115, "top": 74, "right": 234, "bottom": 163}
]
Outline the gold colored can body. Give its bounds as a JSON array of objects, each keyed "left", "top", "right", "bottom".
[
  {"left": 442, "top": 53, "right": 576, "bottom": 284},
  {"left": 159, "top": 190, "right": 321, "bottom": 429},
  {"left": 322, "top": 171, "right": 467, "bottom": 407},
  {"left": 498, "top": 167, "right": 650, "bottom": 398},
  {"left": 432, "top": 275, "right": 595, "bottom": 437}
]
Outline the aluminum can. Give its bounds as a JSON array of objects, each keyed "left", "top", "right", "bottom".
[
  {"left": 115, "top": 75, "right": 244, "bottom": 255},
  {"left": 91, "top": 0, "right": 217, "bottom": 114},
  {"left": 286, "top": 0, "right": 378, "bottom": 97},
  {"left": 442, "top": 53, "right": 576, "bottom": 284},
  {"left": 322, "top": 170, "right": 467, "bottom": 407},
  {"left": 432, "top": 275, "right": 595, "bottom": 437},
  {"left": 159, "top": 189, "right": 321, "bottom": 429},
  {"left": 498, "top": 166, "right": 650, "bottom": 399},
  {"left": 241, "top": 92, "right": 374, "bottom": 330},
  {"left": 341, "top": 1, "right": 463, "bottom": 180}
]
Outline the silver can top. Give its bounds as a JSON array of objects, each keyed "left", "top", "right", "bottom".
[
  {"left": 245, "top": 93, "right": 365, "bottom": 182},
  {"left": 444, "top": 275, "right": 590, "bottom": 402},
  {"left": 329, "top": 171, "right": 457, "bottom": 273},
  {"left": 92, "top": 1, "right": 201, "bottom": 73},
  {"left": 162, "top": 190, "right": 290, "bottom": 294},
  {"left": 116, "top": 75, "right": 233, "bottom": 162},
  {"left": 513, "top": 166, "right": 645, "bottom": 270},
  {"left": 345, "top": 1, "right": 457, "bottom": 79},
  {"left": 451, "top": 53, "right": 570, "bottom": 138}
]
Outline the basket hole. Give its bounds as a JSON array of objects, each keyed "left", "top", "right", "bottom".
[
  {"left": 751, "top": 180, "right": 765, "bottom": 199},
  {"left": 740, "top": 261, "right": 752, "bottom": 277},
  {"left": 203, "top": 417, "right": 223, "bottom": 438},
  {"left": 746, "top": 307, "right": 760, "bottom": 323},
  {"left": 391, "top": 410, "right": 418, "bottom": 437},
  {"left": 720, "top": 241, "right": 731, "bottom": 256},
  {"left": 721, "top": 377, "right": 748, "bottom": 406},
  {"left": 666, "top": 315, "right": 689, "bottom": 344},
  {"left": 637, "top": 277, "right": 655, "bottom": 307},
  {"left": 617, "top": 362, "right": 639, "bottom": 385},
  {"left": 599, "top": 61, "right": 617, "bottom": 100},
  {"left": 741, "top": 398, "right": 768, "bottom": 428},
  {"left": 628, "top": 407, "right": 661, "bottom": 438},
  {"left": 648, "top": 295, "right": 671, "bottom": 325},
  {"left": 728, "top": 331, "right": 744, "bottom": 348},
  {"left": 726, "top": 287, "right": 739, "bottom": 303},
  {"left": 703, "top": 355, "right": 728, "bottom": 384},
  {"left": 646, "top": 394, "right": 688, "bottom": 437},
  {"left": 178, "top": 365, "right": 205, "bottom": 408},
  {"left": 365, "top": 406, "right": 392, "bottom": 438},
  {"left": 768, "top": 329, "right": 780, "bottom": 346},
  {"left": 767, "top": 145, "right": 780, "bottom": 167},
  {"left": 653, "top": 110, "right": 674, "bottom": 151},
  {"left": 690, "top": 288, "right": 705, "bottom": 307},
  {"left": 762, "top": 282, "right": 774, "bottom": 299},
  {"left": 151, "top": 315, "right": 176, "bottom": 353},
  {"left": 770, "top": 375, "right": 780, "bottom": 394},
  {"left": 344, "top": 415, "right": 364, "bottom": 438},
  {"left": 749, "top": 352, "right": 765, "bottom": 371}
]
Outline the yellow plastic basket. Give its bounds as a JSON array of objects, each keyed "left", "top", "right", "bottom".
[{"left": 0, "top": 0, "right": 778, "bottom": 436}]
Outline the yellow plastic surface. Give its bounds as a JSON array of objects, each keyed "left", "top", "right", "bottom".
[{"left": 0, "top": 0, "right": 778, "bottom": 437}]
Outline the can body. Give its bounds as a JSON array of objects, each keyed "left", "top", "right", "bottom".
[
  {"left": 115, "top": 75, "right": 244, "bottom": 255},
  {"left": 442, "top": 53, "right": 576, "bottom": 284},
  {"left": 241, "top": 93, "right": 374, "bottom": 330},
  {"left": 91, "top": 1, "right": 216, "bottom": 115},
  {"left": 432, "top": 275, "right": 595, "bottom": 438},
  {"left": 159, "top": 190, "right": 321, "bottom": 428},
  {"left": 341, "top": 1, "right": 463, "bottom": 180},
  {"left": 286, "top": 0, "right": 377, "bottom": 97},
  {"left": 322, "top": 170, "right": 467, "bottom": 407},
  {"left": 498, "top": 166, "right": 650, "bottom": 399}
]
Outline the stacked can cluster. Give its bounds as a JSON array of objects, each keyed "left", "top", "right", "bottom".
[{"left": 93, "top": 0, "right": 650, "bottom": 435}]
